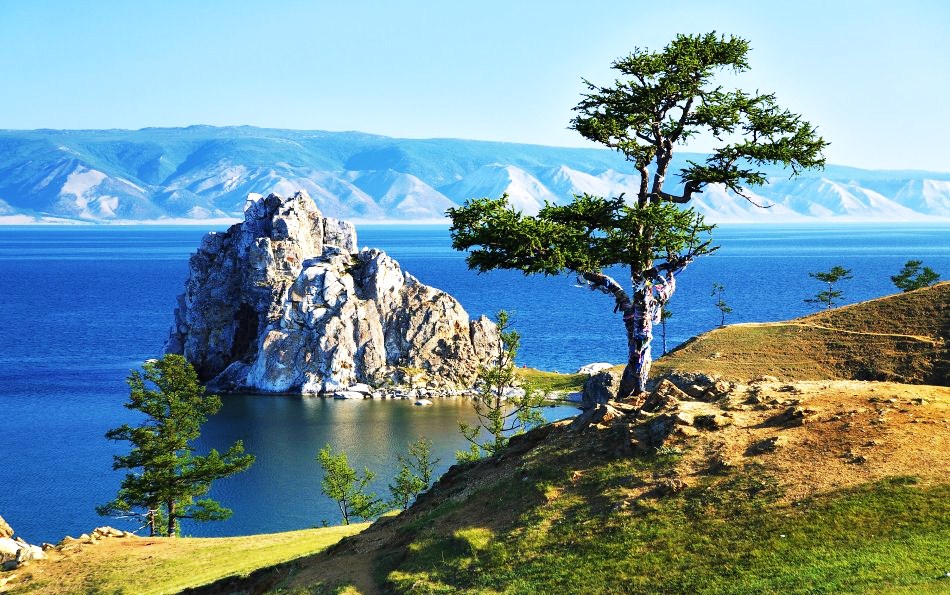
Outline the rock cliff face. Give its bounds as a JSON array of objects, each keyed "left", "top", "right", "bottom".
[{"left": 166, "top": 191, "right": 497, "bottom": 394}]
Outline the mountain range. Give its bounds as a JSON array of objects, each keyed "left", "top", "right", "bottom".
[{"left": 0, "top": 126, "right": 948, "bottom": 223}]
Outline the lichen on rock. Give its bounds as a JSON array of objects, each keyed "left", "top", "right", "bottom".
[{"left": 166, "top": 191, "right": 497, "bottom": 394}]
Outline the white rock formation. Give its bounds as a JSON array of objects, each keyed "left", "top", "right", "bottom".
[
  {"left": 0, "top": 516, "right": 44, "bottom": 571},
  {"left": 166, "top": 191, "right": 497, "bottom": 394},
  {"left": 577, "top": 362, "right": 614, "bottom": 375}
]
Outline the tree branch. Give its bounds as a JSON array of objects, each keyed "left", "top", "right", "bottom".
[{"left": 579, "top": 271, "right": 632, "bottom": 313}]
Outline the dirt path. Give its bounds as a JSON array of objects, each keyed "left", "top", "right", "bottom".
[{"left": 729, "top": 321, "right": 941, "bottom": 344}]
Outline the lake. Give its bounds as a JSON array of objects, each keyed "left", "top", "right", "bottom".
[{"left": 0, "top": 223, "right": 947, "bottom": 542}]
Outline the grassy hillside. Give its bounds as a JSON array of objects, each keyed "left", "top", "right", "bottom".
[
  {"left": 654, "top": 282, "right": 949, "bottom": 385},
  {"left": 178, "top": 284, "right": 950, "bottom": 594},
  {"left": 0, "top": 525, "right": 365, "bottom": 594},
  {"left": 190, "top": 380, "right": 949, "bottom": 594}
]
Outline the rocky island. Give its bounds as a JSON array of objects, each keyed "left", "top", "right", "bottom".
[{"left": 165, "top": 191, "right": 498, "bottom": 395}]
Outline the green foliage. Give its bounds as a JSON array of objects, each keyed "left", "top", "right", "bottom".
[
  {"left": 572, "top": 32, "right": 827, "bottom": 200},
  {"left": 385, "top": 455, "right": 950, "bottom": 594},
  {"left": 805, "top": 266, "right": 853, "bottom": 309},
  {"left": 457, "top": 311, "right": 546, "bottom": 462},
  {"left": 449, "top": 32, "right": 826, "bottom": 398},
  {"left": 660, "top": 304, "right": 673, "bottom": 355},
  {"left": 449, "top": 194, "right": 715, "bottom": 278},
  {"left": 389, "top": 437, "right": 440, "bottom": 511},
  {"left": 892, "top": 259, "right": 940, "bottom": 292},
  {"left": 711, "top": 282, "right": 733, "bottom": 326},
  {"left": 317, "top": 444, "right": 386, "bottom": 525},
  {"left": 97, "top": 354, "right": 255, "bottom": 536}
]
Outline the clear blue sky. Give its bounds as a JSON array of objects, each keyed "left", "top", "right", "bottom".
[{"left": 1, "top": 0, "right": 947, "bottom": 171}]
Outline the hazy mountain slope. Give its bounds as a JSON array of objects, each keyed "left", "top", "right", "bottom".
[{"left": 0, "top": 126, "right": 948, "bottom": 223}]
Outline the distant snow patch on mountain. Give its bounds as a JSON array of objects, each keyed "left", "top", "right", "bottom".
[
  {"left": 440, "top": 164, "right": 559, "bottom": 214},
  {"left": 768, "top": 178, "right": 931, "bottom": 221},
  {"left": 892, "top": 179, "right": 950, "bottom": 217},
  {"left": 0, "top": 127, "right": 947, "bottom": 223},
  {"left": 347, "top": 170, "right": 455, "bottom": 219}
]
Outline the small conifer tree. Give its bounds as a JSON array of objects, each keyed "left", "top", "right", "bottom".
[
  {"left": 317, "top": 444, "right": 385, "bottom": 525},
  {"left": 388, "top": 437, "right": 439, "bottom": 511},
  {"left": 660, "top": 305, "right": 673, "bottom": 355},
  {"left": 457, "top": 311, "right": 545, "bottom": 462},
  {"left": 98, "top": 354, "right": 255, "bottom": 536},
  {"left": 711, "top": 283, "right": 733, "bottom": 326},
  {"left": 805, "top": 266, "right": 853, "bottom": 309},
  {"left": 891, "top": 260, "right": 940, "bottom": 292}
]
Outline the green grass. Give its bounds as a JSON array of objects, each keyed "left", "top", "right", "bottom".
[
  {"left": 382, "top": 454, "right": 950, "bottom": 594},
  {"left": 6, "top": 525, "right": 367, "bottom": 595},
  {"left": 516, "top": 368, "right": 586, "bottom": 394}
]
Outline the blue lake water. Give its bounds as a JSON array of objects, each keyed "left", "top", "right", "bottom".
[{"left": 0, "top": 223, "right": 947, "bottom": 542}]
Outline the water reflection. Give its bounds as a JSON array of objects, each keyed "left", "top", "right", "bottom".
[{"left": 189, "top": 395, "right": 579, "bottom": 536}]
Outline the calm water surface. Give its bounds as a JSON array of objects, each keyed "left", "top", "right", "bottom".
[{"left": 0, "top": 223, "right": 947, "bottom": 541}]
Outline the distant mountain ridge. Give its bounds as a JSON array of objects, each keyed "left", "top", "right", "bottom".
[{"left": 1, "top": 126, "right": 948, "bottom": 223}]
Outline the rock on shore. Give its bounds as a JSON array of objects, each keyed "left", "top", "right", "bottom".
[
  {"left": 166, "top": 191, "right": 497, "bottom": 394},
  {"left": 0, "top": 514, "right": 44, "bottom": 571}
]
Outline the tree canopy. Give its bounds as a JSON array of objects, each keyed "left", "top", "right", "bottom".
[
  {"left": 805, "top": 266, "right": 853, "bottom": 309},
  {"left": 449, "top": 32, "right": 827, "bottom": 400},
  {"left": 318, "top": 444, "right": 385, "bottom": 525},
  {"left": 98, "top": 354, "right": 255, "bottom": 536},
  {"left": 892, "top": 260, "right": 940, "bottom": 292},
  {"left": 572, "top": 32, "right": 827, "bottom": 207}
]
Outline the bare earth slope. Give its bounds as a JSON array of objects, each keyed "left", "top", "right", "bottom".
[
  {"left": 184, "top": 380, "right": 949, "bottom": 594},
  {"left": 654, "top": 282, "right": 949, "bottom": 385}
]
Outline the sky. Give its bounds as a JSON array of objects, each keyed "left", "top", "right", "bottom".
[{"left": 0, "top": 0, "right": 947, "bottom": 171}]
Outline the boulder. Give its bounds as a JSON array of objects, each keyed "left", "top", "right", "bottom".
[
  {"left": 0, "top": 515, "right": 12, "bottom": 539},
  {"left": 92, "top": 526, "right": 129, "bottom": 539},
  {"left": 641, "top": 379, "right": 686, "bottom": 412},
  {"left": 0, "top": 537, "right": 18, "bottom": 565},
  {"left": 747, "top": 435, "right": 787, "bottom": 455},
  {"left": 166, "top": 192, "right": 498, "bottom": 394},
  {"left": 582, "top": 369, "right": 621, "bottom": 408},
  {"left": 0, "top": 537, "right": 44, "bottom": 571},
  {"left": 693, "top": 413, "right": 732, "bottom": 430},
  {"left": 768, "top": 405, "right": 816, "bottom": 427},
  {"left": 577, "top": 362, "right": 613, "bottom": 375}
]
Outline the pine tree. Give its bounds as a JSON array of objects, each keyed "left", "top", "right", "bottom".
[
  {"left": 805, "top": 266, "right": 853, "bottom": 309},
  {"left": 891, "top": 260, "right": 940, "bottom": 292},
  {"left": 388, "top": 437, "right": 439, "bottom": 511},
  {"left": 711, "top": 283, "right": 733, "bottom": 326},
  {"left": 317, "top": 444, "right": 385, "bottom": 525},
  {"left": 98, "top": 354, "right": 255, "bottom": 536},
  {"left": 660, "top": 305, "right": 673, "bottom": 355},
  {"left": 448, "top": 33, "right": 826, "bottom": 400},
  {"left": 457, "top": 311, "right": 545, "bottom": 462}
]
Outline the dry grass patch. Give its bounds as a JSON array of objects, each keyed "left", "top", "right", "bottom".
[{"left": 1, "top": 525, "right": 365, "bottom": 595}]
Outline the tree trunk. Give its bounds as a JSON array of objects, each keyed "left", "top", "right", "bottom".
[
  {"left": 618, "top": 274, "right": 677, "bottom": 400},
  {"left": 618, "top": 288, "right": 654, "bottom": 399},
  {"left": 167, "top": 500, "right": 176, "bottom": 537},
  {"left": 339, "top": 498, "right": 349, "bottom": 525}
]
